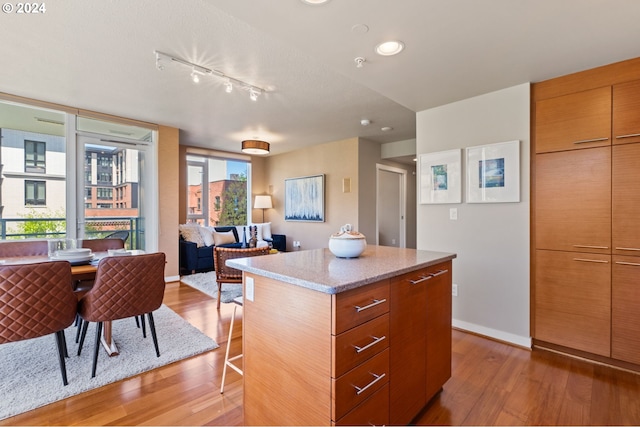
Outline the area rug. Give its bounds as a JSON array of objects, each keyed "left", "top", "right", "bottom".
[
  {"left": 0, "top": 304, "right": 218, "bottom": 421},
  {"left": 180, "top": 271, "right": 243, "bottom": 303}
]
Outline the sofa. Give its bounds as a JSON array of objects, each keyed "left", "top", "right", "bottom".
[{"left": 179, "top": 223, "right": 285, "bottom": 275}]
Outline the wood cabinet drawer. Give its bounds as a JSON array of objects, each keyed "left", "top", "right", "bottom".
[
  {"left": 535, "top": 148, "right": 611, "bottom": 254},
  {"left": 333, "top": 382, "right": 389, "bottom": 426},
  {"left": 613, "top": 79, "right": 640, "bottom": 145},
  {"left": 332, "top": 313, "right": 389, "bottom": 377},
  {"left": 535, "top": 86, "right": 611, "bottom": 153},
  {"left": 612, "top": 255, "right": 640, "bottom": 365},
  {"left": 332, "top": 279, "right": 389, "bottom": 334},
  {"left": 332, "top": 348, "right": 389, "bottom": 421},
  {"left": 535, "top": 249, "right": 611, "bottom": 356}
]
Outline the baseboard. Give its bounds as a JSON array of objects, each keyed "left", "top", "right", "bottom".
[
  {"left": 452, "top": 318, "right": 531, "bottom": 349},
  {"left": 165, "top": 275, "right": 181, "bottom": 283}
]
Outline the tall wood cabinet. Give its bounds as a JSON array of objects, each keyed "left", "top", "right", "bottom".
[
  {"left": 389, "top": 261, "right": 452, "bottom": 425},
  {"left": 533, "top": 59, "right": 640, "bottom": 369}
]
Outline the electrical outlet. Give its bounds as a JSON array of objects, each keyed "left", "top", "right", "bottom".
[
  {"left": 449, "top": 208, "right": 458, "bottom": 220},
  {"left": 452, "top": 283, "right": 458, "bottom": 297},
  {"left": 246, "top": 276, "right": 255, "bottom": 302}
]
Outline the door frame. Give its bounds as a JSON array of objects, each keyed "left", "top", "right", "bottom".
[{"left": 376, "top": 163, "right": 407, "bottom": 248}]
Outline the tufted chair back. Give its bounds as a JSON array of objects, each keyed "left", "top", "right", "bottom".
[
  {"left": 78, "top": 252, "right": 166, "bottom": 323},
  {"left": 76, "top": 252, "right": 166, "bottom": 378},
  {"left": 0, "top": 261, "right": 77, "bottom": 385},
  {"left": 81, "top": 238, "right": 125, "bottom": 253},
  {"left": 213, "top": 246, "right": 270, "bottom": 309},
  {"left": 0, "top": 240, "right": 48, "bottom": 258}
]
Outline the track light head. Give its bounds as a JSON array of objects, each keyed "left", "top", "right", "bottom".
[
  {"left": 191, "top": 69, "right": 200, "bottom": 84},
  {"left": 225, "top": 80, "right": 233, "bottom": 93},
  {"left": 249, "top": 88, "right": 260, "bottom": 101}
]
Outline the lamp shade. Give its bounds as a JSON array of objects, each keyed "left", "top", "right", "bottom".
[
  {"left": 242, "top": 140, "right": 270, "bottom": 155},
  {"left": 254, "top": 195, "right": 273, "bottom": 209}
]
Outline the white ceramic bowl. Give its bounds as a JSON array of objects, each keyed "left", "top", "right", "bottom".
[{"left": 329, "top": 235, "right": 367, "bottom": 258}]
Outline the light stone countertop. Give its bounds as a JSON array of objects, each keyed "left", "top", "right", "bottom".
[{"left": 226, "top": 245, "right": 457, "bottom": 294}]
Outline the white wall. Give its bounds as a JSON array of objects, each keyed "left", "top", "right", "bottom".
[{"left": 416, "top": 83, "right": 531, "bottom": 347}]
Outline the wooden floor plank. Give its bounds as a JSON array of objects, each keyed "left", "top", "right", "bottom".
[{"left": 3, "top": 280, "right": 640, "bottom": 426}]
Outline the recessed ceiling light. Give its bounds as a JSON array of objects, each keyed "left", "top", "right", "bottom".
[
  {"left": 381, "top": 126, "right": 393, "bottom": 132},
  {"left": 375, "top": 40, "right": 405, "bottom": 56},
  {"left": 300, "top": 0, "right": 330, "bottom": 4}
]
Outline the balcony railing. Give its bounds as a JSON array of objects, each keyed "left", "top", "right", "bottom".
[{"left": 0, "top": 216, "right": 141, "bottom": 250}]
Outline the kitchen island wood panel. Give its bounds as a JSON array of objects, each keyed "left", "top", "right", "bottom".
[{"left": 229, "top": 245, "right": 456, "bottom": 426}]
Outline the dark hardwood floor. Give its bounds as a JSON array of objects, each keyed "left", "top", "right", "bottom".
[{"left": 3, "top": 279, "right": 639, "bottom": 426}]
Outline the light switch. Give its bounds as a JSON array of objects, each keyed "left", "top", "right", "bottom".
[{"left": 449, "top": 208, "right": 458, "bottom": 220}]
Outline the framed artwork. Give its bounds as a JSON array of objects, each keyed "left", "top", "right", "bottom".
[
  {"left": 466, "top": 140, "right": 520, "bottom": 203},
  {"left": 284, "top": 174, "right": 325, "bottom": 222},
  {"left": 419, "top": 149, "right": 462, "bottom": 204}
]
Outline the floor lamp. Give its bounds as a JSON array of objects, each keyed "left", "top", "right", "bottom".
[{"left": 254, "top": 195, "right": 272, "bottom": 222}]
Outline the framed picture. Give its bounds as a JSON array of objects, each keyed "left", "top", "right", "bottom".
[
  {"left": 466, "top": 140, "right": 520, "bottom": 203},
  {"left": 284, "top": 174, "right": 325, "bottom": 222},
  {"left": 419, "top": 149, "right": 462, "bottom": 204}
]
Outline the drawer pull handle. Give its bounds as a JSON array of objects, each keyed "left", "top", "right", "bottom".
[
  {"left": 615, "top": 261, "right": 640, "bottom": 267},
  {"left": 354, "top": 372, "right": 386, "bottom": 395},
  {"left": 354, "top": 299, "right": 387, "bottom": 312},
  {"left": 573, "top": 258, "right": 609, "bottom": 263},
  {"left": 615, "top": 247, "right": 640, "bottom": 252},
  {"left": 354, "top": 336, "right": 386, "bottom": 354},
  {"left": 409, "top": 275, "right": 433, "bottom": 284},
  {"left": 573, "top": 245, "right": 609, "bottom": 249},
  {"left": 616, "top": 133, "right": 640, "bottom": 139},
  {"left": 573, "top": 137, "right": 608, "bottom": 144},
  {"left": 430, "top": 269, "right": 449, "bottom": 277}
]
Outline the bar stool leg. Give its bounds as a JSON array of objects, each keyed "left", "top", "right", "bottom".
[{"left": 220, "top": 303, "right": 243, "bottom": 394}]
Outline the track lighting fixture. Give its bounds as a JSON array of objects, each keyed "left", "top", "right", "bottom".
[{"left": 154, "top": 50, "right": 266, "bottom": 101}]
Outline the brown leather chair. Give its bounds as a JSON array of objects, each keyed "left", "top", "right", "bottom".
[
  {"left": 0, "top": 261, "right": 77, "bottom": 385},
  {"left": 81, "top": 238, "right": 125, "bottom": 253},
  {"left": 0, "top": 239, "right": 48, "bottom": 257},
  {"left": 76, "top": 252, "right": 166, "bottom": 377},
  {"left": 213, "top": 246, "right": 270, "bottom": 309}
]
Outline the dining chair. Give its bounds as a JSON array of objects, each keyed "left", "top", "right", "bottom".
[
  {"left": 0, "top": 261, "right": 77, "bottom": 386},
  {"left": 213, "top": 246, "right": 270, "bottom": 309},
  {"left": 73, "top": 237, "right": 129, "bottom": 342},
  {"left": 76, "top": 252, "right": 166, "bottom": 378}
]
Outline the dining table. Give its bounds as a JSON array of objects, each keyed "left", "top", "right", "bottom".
[{"left": 1, "top": 250, "right": 145, "bottom": 357}]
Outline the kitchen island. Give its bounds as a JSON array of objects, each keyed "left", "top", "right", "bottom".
[{"left": 228, "top": 245, "right": 456, "bottom": 426}]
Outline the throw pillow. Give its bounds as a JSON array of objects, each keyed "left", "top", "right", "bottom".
[
  {"left": 200, "top": 227, "right": 215, "bottom": 247},
  {"left": 250, "top": 222, "right": 272, "bottom": 241},
  {"left": 213, "top": 230, "right": 236, "bottom": 246},
  {"left": 179, "top": 224, "right": 205, "bottom": 247}
]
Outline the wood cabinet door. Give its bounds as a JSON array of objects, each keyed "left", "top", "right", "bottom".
[
  {"left": 612, "top": 255, "right": 640, "bottom": 365},
  {"left": 535, "top": 86, "right": 611, "bottom": 153},
  {"left": 613, "top": 143, "right": 640, "bottom": 255},
  {"left": 613, "top": 79, "right": 640, "bottom": 145},
  {"left": 535, "top": 250, "right": 611, "bottom": 357},
  {"left": 389, "top": 270, "right": 427, "bottom": 425},
  {"left": 536, "top": 147, "right": 611, "bottom": 253},
  {"left": 425, "top": 261, "right": 452, "bottom": 401}
]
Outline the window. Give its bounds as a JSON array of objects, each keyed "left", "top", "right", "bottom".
[
  {"left": 24, "top": 140, "right": 46, "bottom": 173},
  {"left": 186, "top": 156, "right": 250, "bottom": 226},
  {"left": 25, "top": 180, "right": 46, "bottom": 205},
  {"left": 97, "top": 188, "right": 113, "bottom": 200}
]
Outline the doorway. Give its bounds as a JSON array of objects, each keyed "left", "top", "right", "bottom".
[{"left": 376, "top": 164, "right": 407, "bottom": 248}]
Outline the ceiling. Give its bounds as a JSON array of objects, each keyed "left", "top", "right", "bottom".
[{"left": 2, "top": 0, "right": 640, "bottom": 160}]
